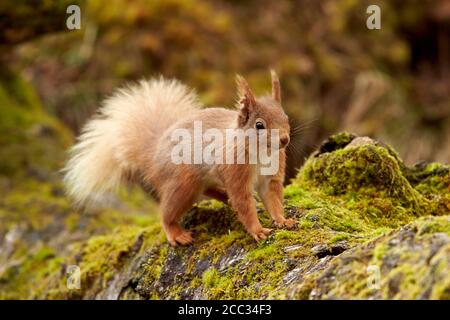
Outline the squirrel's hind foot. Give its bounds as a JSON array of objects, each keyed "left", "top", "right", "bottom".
[
  {"left": 273, "top": 218, "right": 297, "bottom": 230},
  {"left": 166, "top": 228, "right": 194, "bottom": 246},
  {"left": 251, "top": 227, "right": 272, "bottom": 241}
]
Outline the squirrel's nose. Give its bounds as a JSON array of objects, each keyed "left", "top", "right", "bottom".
[{"left": 280, "top": 135, "right": 290, "bottom": 148}]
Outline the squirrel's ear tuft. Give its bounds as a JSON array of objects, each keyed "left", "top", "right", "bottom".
[
  {"left": 236, "top": 74, "right": 256, "bottom": 108},
  {"left": 236, "top": 74, "right": 256, "bottom": 127},
  {"left": 270, "top": 69, "right": 281, "bottom": 104}
]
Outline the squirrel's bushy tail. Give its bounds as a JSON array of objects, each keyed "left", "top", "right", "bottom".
[{"left": 63, "top": 77, "right": 201, "bottom": 206}]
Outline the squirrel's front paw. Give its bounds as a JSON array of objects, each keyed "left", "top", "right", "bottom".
[
  {"left": 274, "top": 218, "right": 297, "bottom": 229},
  {"left": 251, "top": 228, "right": 273, "bottom": 241}
]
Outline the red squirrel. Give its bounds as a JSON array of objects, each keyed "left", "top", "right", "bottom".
[{"left": 64, "top": 70, "right": 296, "bottom": 246}]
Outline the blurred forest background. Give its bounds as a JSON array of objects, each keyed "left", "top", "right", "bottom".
[{"left": 1, "top": 0, "right": 449, "bottom": 180}]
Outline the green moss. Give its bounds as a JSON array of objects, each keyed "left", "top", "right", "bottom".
[
  {"left": 405, "top": 162, "right": 450, "bottom": 216},
  {"left": 307, "top": 216, "right": 450, "bottom": 299},
  {"left": 299, "top": 144, "right": 423, "bottom": 205},
  {"left": 288, "top": 135, "right": 448, "bottom": 234},
  {"left": 200, "top": 268, "right": 233, "bottom": 298},
  {"left": 245, "top": 243, "right": 278, "bottom": 260},
  {"left": 429, "top": 247, "right": 450, "bottom": 300},
  {"left": 0, "top": 177, "right": 162, "bottom": 299},
  {"left": 80, "top": 227, "right": 142, "bottom": 275},
  {"left": 0, "top": 246, "right": 64, "bottom": 299},
  {"left": 202, "top": 267, "right": 219, "bottom": 287},
  {"left": 416, "top": 217, "right": 450, "bottom": 236},
  {"left": 371, "top": 243, "right": 388, "bottom": 263},
  {"left": 330, "top": 234, "right": 350, "bottom": 243}
]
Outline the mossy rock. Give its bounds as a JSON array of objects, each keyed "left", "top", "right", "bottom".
[
  {"left": 0, "top": 133, "right": 449, "bottom": 299},
  {"left": 307, "top": 216, "right": 450, "bottom": 299}
]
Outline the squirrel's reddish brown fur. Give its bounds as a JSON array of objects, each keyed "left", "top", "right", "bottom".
[{"left": 64, "top": 71, "right": 296, "bottom": 246}]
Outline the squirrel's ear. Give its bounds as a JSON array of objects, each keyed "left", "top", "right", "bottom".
[
  {"left": 270, "top": 69, "right": 281, "bottom": 104},
  {"left": 236, "top": 74, "right": 256, "bottom": 109},
  {"left": 236, "top": 74, "right": 255, "bottom": 127}
]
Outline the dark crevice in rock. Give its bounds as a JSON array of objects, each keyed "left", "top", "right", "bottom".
[{"left": 311, "top": 241, "right": 350, "bottom": 258}]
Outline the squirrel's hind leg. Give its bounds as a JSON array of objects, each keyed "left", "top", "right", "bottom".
[{"left": 159, "top": 176, "right": 201, "bottom": 246}]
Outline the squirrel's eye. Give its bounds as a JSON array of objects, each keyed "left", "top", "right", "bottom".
[{"left": 255, "top": 121, "right": 265, "bottom": 130}]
